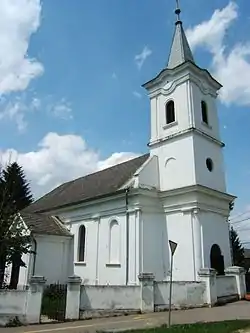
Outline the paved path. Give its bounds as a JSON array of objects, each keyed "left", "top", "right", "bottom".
[{"left": 3, "top": 301, "right": 250, "bottom": 333}]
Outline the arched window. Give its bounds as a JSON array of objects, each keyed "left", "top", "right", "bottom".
[
  {"left": 109, "top": 220, "right": 120, "bottom": 264},
  {"left": 210, "top": 244, "right": 225, "bottom": 275},
  {"left": 78, "top": 225, "right": 86, "bottom": 262},
  {"left": 166, "top": 101, "right": 175, "bottom": 125},
  {"left": 201, "top": 101, "right": 208, "bottom": 124}
]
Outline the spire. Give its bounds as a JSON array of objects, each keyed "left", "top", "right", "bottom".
[{"left": 167, "top": 0, "right": 195, "bottom": 69}]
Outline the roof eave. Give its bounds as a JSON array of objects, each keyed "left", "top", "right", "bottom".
[
  {"left": 32, "top": 188, "right": 128, "bottom": 214},
  {"left": 142, "top": 61, "right": 222, "bottom": 92}
]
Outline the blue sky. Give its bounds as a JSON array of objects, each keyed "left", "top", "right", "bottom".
[{"left": 0, "top": 0, "right": 250, "bottom": 235}]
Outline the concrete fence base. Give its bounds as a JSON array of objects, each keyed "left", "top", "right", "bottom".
[
  {"left": 0, "top": 276, "right": 46, "bottom": 327},
  {"left": 0, "top": 266, "right": 246, "bottom": 326}
]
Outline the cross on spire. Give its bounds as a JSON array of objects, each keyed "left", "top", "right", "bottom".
[{"left": 175, "top": 0, "right": 181, "bottom": 23}]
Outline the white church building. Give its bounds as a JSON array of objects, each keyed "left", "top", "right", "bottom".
[{"left": 10, "top": 5, "right": 239, "bottom": 297}]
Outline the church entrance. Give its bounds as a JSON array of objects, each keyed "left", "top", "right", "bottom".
[{"left": 210, "top": 244, "right": 225, "bottom": 275}]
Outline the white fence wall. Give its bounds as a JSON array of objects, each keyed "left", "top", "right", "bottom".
[
  {"left": 216, "top": 276, "right": 237, "bottom": 298},
  {"left": 0, "top": 290, "right": 28, "bottom": 326},
  {"left": 154, "top": 281, "right": 206, "bottom": 309},
  {"left": 0, "top": 276, "right": 45, "bottom": 327},
  {"left": 80, "top": 285, "right": 140, "bottom": 311}
]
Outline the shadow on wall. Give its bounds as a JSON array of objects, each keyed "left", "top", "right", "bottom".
[{"left": 162, "top": 214, "right": 170, "bottom": 280}]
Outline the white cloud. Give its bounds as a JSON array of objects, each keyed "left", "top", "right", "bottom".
[
  {"left": 31, "top": 97, "right": 41, "bottom": 110},
  {"left": 133, "top": 91, "right": 142, "bottom": 99},
  {"left": 0, "top": 95, "right": 40, "bottom": 132},
  {"left": 186, "top": 2, "right": 238, "bottom": 53},
  {"left": 50, "top": 99, "right": 73, "bottom": 120},
  {"left": 0, "top": 101, "right": 27, "bottom": 132},
  {"left": 98, "top": 152, "right": 138, "bottom": 170},
  {"left": 0, "top": 132, "right": 139, "bottom": 198},
  {"left": 112, "top": 72, "right": 117, "bottom": 79},
  {"left": 0, "top": 95, "right": 74, "bottom": 131},
  {"left": 135, "top": 46, "right": 152, "bottom": 70},
  {"left": 186, "top": 2, "right": 250, "bottom": 106},
  {"left": 0, "top": 0, "right": 43, "bottom": 95}
]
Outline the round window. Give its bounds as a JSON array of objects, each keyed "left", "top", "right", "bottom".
[{"left": 206, "top": 158, "right": 213, "bottom": 172}]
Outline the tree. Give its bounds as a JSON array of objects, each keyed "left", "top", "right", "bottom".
[
  {"left": 230, "top": 227, "right": 245, "bottom": 267},
  {"left": 0, "top": 162, "right": 33, "bottom": 288},
  {"left": 228, "top": 201, "right": 245, "bottom": 267},
  {"left": 2, "top": 162, "right": 33, "bottom": 211}
]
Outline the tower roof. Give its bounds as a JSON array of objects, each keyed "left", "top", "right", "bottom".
[{"left": 167, "top": 2, "right": 195, "bottom": 69}]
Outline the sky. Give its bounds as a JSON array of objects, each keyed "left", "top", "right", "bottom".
[{"left": 0, "top": 0, "right": 250, "bottom": 242}]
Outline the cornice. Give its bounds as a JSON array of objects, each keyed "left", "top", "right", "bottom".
[
  {"left": 143, "top": 61, "right": 222, "bottom": 93},
  {"left": 148, "top": 72, "right": 217, "bottom": 99},
  {"left": 159, "top": 184, "right": 236, "bottom": 202},
  {"left": 66, "top": 206, "right": 127, "bottom": 223},
  {"left": 148, "top": 127, "right": 224, "bottom": 148},
  {"left": 162, "top": 201, "right": 229, "bottom": 217}
]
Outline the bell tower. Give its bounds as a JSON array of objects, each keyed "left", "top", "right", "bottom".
[
  {"left": 143, "top": 2, "right": 226, "bottom": 194},
  {"left": 142, "top": 1, "right": 235, "bottom": 281}
]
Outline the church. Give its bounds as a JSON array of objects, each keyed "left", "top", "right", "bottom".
[{"left": 11, "top": 3, "right": 235, "bottom": 289}]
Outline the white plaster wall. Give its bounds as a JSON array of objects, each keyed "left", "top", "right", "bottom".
[
  {"left": 34, "top": 235, "right": 73, "bottom": 285},
  {"left": 136, "top": 155, "right": 159, "bottom": 189},
  {"left": 141, "top": 210, "right": 168, "bottom": 281},
  {"left": 149, "top": 72, "right": 221, "bottom": 144},
  {"left": 191, "top": 81, "right": 220, "bottom": 140},
  {"left": 150, "top": 82, "right": 192, "bottom": 143},
  {"left": 97, "top": 213, "right": 126, "bottom": 285},
  {"left": 80, "top": 285, "right": 140, "bottom": 310},
  {"left": 72, "top": 219, "right": 98, "bottom": 285},
  {"left": 151, "top": 135, "right": 196, "bottom": 191},
  {"left": 193, "top": 134, "right": 226, "bottom": 193},
  {"left": 216, "top": 276, "right": 237, "bottom": 298},
  {"left": 166, "top": 212, "right": 196, "bottom": 281},
  {"left": 0, "top": 290, "right": 28, "bottom": 325},
  {"left": 71, "top": 213, "right": 127, "bottom": 286},
  {"left": 0, "top": 290, "right": 27, "bottom": 315},
  {"left": 19, "top": 251, "right": 34, "bottom": 288},
  {"left": 57, "top": 193, "right": 143, "bottom": 286},
  {"left": 150, "top": 131, "right": 226, "bottom": 193},
  {"left": 200, "top": 211, "right": 231, "bottom": 268},
  {"left": 154, "top": 281, "right": 206, "bottom": 309}
]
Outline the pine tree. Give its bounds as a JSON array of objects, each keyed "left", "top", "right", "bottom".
[
  {"left": 0, "top": 162, "right": 33, "bottom": 288},
  {"left": 2, "top": 162, "right": 33, "bottom": 212},
  {"left": 230, "top": 227, "right": 245, "bottom": 267}
]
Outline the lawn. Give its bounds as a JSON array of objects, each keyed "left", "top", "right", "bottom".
[{"left": 125, "top": 321, "right": 250, "bottom": 333}]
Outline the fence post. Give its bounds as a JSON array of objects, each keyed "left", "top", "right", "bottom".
[
  {"left": 138, "top": 273, "right": 155, "bottom": 313},
  {"left": 26, "top": 276, "right": 46, "bottom": 324},
  {"left": 225, "top": 266, "right": 246, "bottom": 299},
  {"left": 65, "top": 275, "right": 82, "bottom": 320},
  {"left": 198, "top": 268, "right": 217, "bottom": 307}
]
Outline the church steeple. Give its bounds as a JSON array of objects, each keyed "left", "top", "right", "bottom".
[{"left": 167, "top": 0, "right": 194, "bottom": 69}]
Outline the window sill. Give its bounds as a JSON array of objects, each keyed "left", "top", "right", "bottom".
[
  {"left": 163, "top": 121, "right": 178, "bottom": 130},
  {"left": 201, "top": 121, "right": 212, "bottom": 130},
  {"left": 74, "top": 261, "right": 86, "bottom": 266},
  {"left": 106, "top": 263, "right": 121, "bottom": 267}
]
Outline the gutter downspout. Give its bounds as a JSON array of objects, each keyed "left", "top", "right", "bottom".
[
  {"left": 125, "top": 188, "right": 130, "bottom": 285},
  {"left": 31, "top": 235, "right": 37, "bottom": 276}
]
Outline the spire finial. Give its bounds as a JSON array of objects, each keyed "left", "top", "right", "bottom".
[{"left": 175, "top": 0, "right": 182, "bottom": 24}]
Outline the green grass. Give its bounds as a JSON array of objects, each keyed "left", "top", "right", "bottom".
[{"left": 126, "top": 321, "right": 250, "bottom": 333}]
